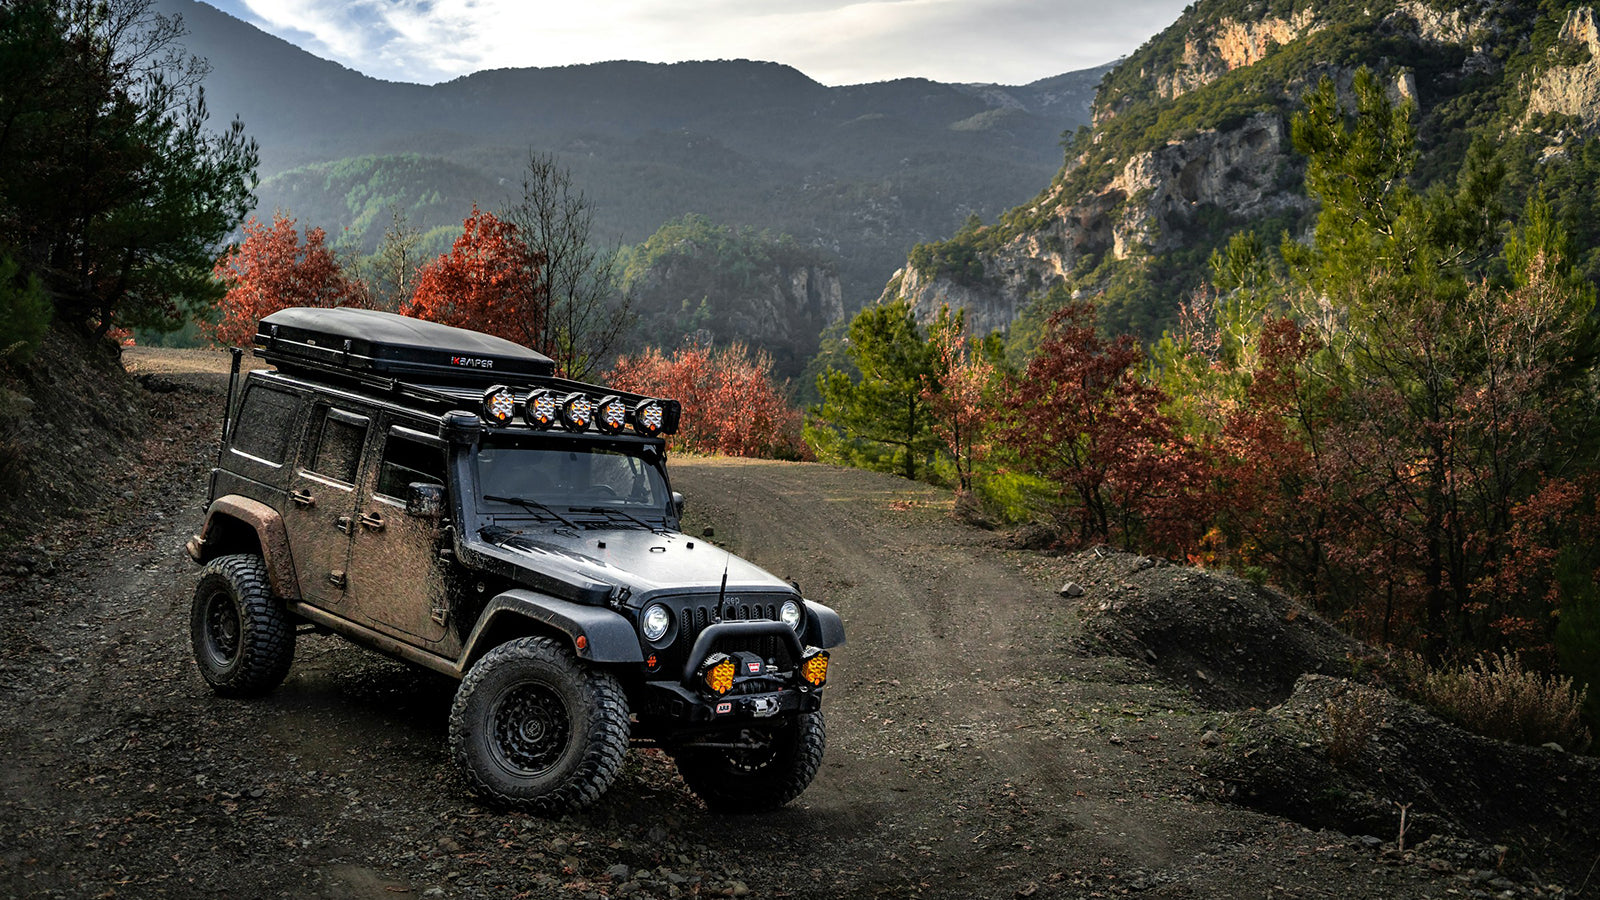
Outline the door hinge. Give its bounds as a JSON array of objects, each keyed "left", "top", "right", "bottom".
[{"left": 327, "top": 570, "right": 347, "bottom": 589}]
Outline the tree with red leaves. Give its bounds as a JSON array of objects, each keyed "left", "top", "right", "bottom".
[
  {"left": 209, "top": 213, "right": 365, "bottom": 346},
  {"left": 608, "top": 342, "right": 803, "bottom": 459},
  {"left": 922, "top": 308, "right": 995, "bottom": 493},
  {"left": 999, "top": 302, "right": 1207, "bottom": 553},
  {"left": 404, "top": 206, "right": 548, "bottom": 352}
]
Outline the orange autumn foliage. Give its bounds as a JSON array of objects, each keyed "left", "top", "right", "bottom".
[
  {"left": 608, "top": 343, "right": 803, "bottom": 459},
  {"left": 403, "top": 206, "right": 547, "bottom": 352},
  {"left": 209, "top": 213, "right": 366, "bottom": 346}
]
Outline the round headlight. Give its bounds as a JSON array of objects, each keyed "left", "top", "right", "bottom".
[
  {"left": 641, "top": 604, "right": 672, "bottom": 642},
  {"left": 780, "top": 600, "right": 802, "bottom": 632}
]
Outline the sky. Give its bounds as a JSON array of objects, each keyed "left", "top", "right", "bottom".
[{"left": 201, "top": 0, "right": 1192, "bottom": 87}]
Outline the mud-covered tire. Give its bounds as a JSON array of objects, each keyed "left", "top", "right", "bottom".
[
  {"left": 190, "top": 553, "right": 296, "bottom": 697},
  {"left": 674, "top": 711, "right": 826, "bottom": 812},
  {"left": 449, "top": 636, "right": 630, "bottom": 813}
]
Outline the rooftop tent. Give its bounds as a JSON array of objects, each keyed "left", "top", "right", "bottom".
[{"left": 255, "top": 308, "right": 555, "bottom": 385}]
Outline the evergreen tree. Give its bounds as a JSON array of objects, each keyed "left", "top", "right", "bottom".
[
  {"left": 0, "top": 0, "right": 258, "bottom": 335},
  {"left": 805, "top": 300, "right": 941, "bottom": 481}
]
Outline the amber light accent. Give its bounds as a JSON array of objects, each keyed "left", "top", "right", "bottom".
[
  {"left": 481, "top": 385, "right": 516, "bottom": 425},
  {"left": 575, "top": 634, "right": 588, "bottom": 651},
  {"left": 702, "top": 657, "right": 735, "bottom": 695},
  {"left": 801, "top": 651, "right": 829, "bottom": 687}
]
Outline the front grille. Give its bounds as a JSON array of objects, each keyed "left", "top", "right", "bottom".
[{"left": 661, "top": 597, "right": 794, "bottom": 674}]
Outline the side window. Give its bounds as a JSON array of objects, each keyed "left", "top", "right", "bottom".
[
  {"left": 229, "top": 385, "right": 299, "bottom": 465},
  {"left": 305, "top": 408, "right": 368, "bottom": 484},
  {"left": 376, "top": 430, "right": 446, "bottom": 499}
]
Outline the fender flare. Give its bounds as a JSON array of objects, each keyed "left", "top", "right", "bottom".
[
  {"left": 462, "top": 589, "right": 643, "bottom": 666},
  {"left": 191, "top": 495, "right": 300, "bottom": 599},
  {"left": 802, "top": 599, "right": 846, "bottom": 649}
]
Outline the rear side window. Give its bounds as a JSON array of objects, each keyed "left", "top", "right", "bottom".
[
  {"left": 230, "top": 386, "right": 299, "bottom": 465},
  {"left": 306, "top": 408, "right": 368, "bottom": 484},
  {"left": 376, "top": 431, "right": 446, "bottom": 499}
]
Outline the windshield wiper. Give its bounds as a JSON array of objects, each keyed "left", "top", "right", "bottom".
[
  {"left": 567, "top": 505, "right": 666, "bottom": 533},
  {"left": 483, "top": 494, "right": 579, "bottom": 529}
]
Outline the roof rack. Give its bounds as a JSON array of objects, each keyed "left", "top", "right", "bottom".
[{"left": 253, "top": 307, "right": 680, "bottom": 435}]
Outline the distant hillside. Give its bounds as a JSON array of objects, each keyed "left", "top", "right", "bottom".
[
  {"left": 882, "top": 0, "right": 1600, "bottom": 341},
  {"left": 620, "top": 215, "right": 845, "bottom": 378},
  {"left": 157, "top": 0, "right": 1111, "bottom": 313}
]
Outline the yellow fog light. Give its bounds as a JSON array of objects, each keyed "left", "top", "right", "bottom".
[
  {"left": 800, "top": 650, "right": 830, "bottom": 687},
  {"left": 699, "top": 654, "right": 735, "bottom": 696}
]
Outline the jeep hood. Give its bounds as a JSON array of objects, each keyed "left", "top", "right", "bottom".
[{"left": 475, "top": 525, "right": 793, "bottom": 600}]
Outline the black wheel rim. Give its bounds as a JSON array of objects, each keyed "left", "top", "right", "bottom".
[
  {"left": 488, "top": 681, "right": 570, "bottom": 777},
  {"left": 203, "top": 590, "right": 241, "bottom": 668},
  {"left": 719, "top": 727, "right": 780, "bottom": 774}
]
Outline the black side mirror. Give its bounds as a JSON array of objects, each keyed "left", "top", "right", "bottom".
[
  {"left": 406, "top": 482, "right": 446, "bottom": 518},
  {"left": 671, "top": 491, "right": 685, "bottom": 518}
]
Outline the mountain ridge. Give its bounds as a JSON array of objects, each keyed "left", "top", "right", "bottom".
[{"left": 157, "top": 0, "right": 1113, "bottom": 323}]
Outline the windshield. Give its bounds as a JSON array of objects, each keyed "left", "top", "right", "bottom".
[{"left": 476, "top": 436, "right": 670, "bottom": 515}]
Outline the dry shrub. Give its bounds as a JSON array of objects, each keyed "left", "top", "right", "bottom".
[
  {"left": 1406, "top": 652, "right": 1591, "bottom": 752},
  {"left": 1322, "top": 688, "right": 1379, "bottom": 768}
]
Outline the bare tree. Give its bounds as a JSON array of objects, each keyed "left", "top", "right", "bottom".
[
  {"left": 502, "top": 152, "right": 632, "bottom": 380},
  {"left": 367, "top": 205, "right": 422, "bottom": 310}
]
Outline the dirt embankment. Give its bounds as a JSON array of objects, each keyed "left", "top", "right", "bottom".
[{"left": 0, "top": 347, "right": 1594, "bottom": 899}]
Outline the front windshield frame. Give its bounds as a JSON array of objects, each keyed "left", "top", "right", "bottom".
[{"left": 475, "top": 433, "right": 672, "bottom": 520}]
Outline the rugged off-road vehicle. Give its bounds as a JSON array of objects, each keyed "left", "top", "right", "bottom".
[{"left": 185, "top": 307, "right": 844, "bottom": 812}]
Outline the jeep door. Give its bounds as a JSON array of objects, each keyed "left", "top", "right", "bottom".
[
  {"left": 282, "top": 403, "right": 371, "bottom": 606},
  {"left": 344, "top": 421, "right": 453, "bottom": 647}
]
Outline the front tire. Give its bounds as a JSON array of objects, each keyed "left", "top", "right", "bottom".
[
  {"left": 674, "top": 711, "right": 826, "bottom": 812},
  {"left": 449, "top": 636, "right": 630, "bottom": 813},
  {"left": 190, "top": 553, "right": 296, "bottom": 696}
]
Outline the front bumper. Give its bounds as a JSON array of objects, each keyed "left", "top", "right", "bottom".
[
  {"left": 635, "top": 620, "right": 828, "bottom": 728},
  {"left": 638, "top": 679, "right": 824, "bottom": 725}
]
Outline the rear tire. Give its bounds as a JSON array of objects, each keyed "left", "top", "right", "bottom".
[
  {"left": 674, "top": 711, "right": 826, "bottom": 812},
  {"left": 449, "top": 636, "right": 630, "bottom": 813},
  {"left": 190, "top": 553, "right": 296, "bottom": 696}
]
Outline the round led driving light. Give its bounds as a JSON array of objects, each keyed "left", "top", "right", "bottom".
[
  {"left": 558, "top": 392, "right": 594, "bottom": 431},
  {"left": 524, "top": 388, "right": 559, "bottom": 428},
  {"left": 641, "top": 604, "right": 671, "bottom": 642},
  {"left": 595, "top": 395, "right": 629, "bottom": 434},
  {"left": 481, "top": 385, "right": 516, "bottom": 426},
  {"left": 631, "top": 399, "right": 665, "bottom": 436},
  {"left": 780, "top": 599, "right": 802, "bottom": 632}
]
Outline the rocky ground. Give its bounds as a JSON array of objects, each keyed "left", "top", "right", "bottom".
[{"left": 0, "top": 347, "right": 1595, "bottom": 899}]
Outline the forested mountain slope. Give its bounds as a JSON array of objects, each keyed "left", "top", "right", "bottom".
[
  {"left": 884, "top": 0, "right": 1600, "bottom": 340},
  {"left": 157, "top": 0, "right": 1109, "bottom": 310}
]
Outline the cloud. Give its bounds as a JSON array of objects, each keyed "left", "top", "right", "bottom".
[{"left": 234, "top": 0, "right": 1188, "bottom": 85}]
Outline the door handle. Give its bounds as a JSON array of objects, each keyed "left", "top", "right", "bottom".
[
  {"left": 336, "top": 516, "right": 354, "bottom": 535},
  {"left": 359, "top": 512, "right": 385, "bottom": 531},
  {"left": 289, "top": 489, "right": 315, "bottom": 507}
]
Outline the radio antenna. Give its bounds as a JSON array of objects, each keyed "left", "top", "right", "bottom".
[{"left": 716, "top": 547, "right": 731, "bottom": 615}]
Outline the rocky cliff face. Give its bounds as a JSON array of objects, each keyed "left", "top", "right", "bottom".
[
  {"left": 1149, "top": 11, "right": 1321, "bottom": 112},
  {"left": 881, "top": 0, "right": 1558, "bottom": 339},
  {"left": 1527, "top": 8, "right": 1600, "bottom": 128},
  {"left": 630, "top": 258, "right": 844, "bottom": 378},
  {"left": 888, "top": 112, "right": 1306, "bottom": 337}
]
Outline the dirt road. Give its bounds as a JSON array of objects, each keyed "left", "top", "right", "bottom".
[{"left": 0, "top": 351, "right": 1470, "bottom": 898}]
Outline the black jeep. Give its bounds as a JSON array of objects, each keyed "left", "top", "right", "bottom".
[{"left": 185, "top": 307, "right": 844, "bottom": 813}]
